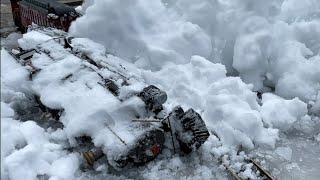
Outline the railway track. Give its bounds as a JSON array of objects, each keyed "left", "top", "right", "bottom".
[{"left": 212, "top": 147, "right": 276, "bottom": 180}]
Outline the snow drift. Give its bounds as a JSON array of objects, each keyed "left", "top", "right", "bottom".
[
  {"left": 70, "top": 0, "right": 320, "bottom": 105},
  {"left": 70, "top": 0, "right": 211, "bottom": 71}
]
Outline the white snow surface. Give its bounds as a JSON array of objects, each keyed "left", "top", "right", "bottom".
[
  {"left": 143, "top": 56, "right": 278, "bottom": 149},
  {"left": 1, "top": 49, "right": 79, "bottom": 180},
  {"left": 275, "top": 147, "right": 292, "bottom": 161},
  {"left": 261, "top": 93, "right": 308, "bottom": 131}
]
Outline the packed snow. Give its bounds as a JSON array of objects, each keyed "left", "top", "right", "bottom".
[{"left": 1, "top": 0, "right": 320, "bottom": 179}]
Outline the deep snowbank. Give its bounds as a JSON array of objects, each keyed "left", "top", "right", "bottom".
[{"left": 70, "top": 0, "right": 320, "bottom": 105}]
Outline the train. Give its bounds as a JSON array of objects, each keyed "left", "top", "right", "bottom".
[{"left": 10, "top": 0, "right": 80, "bottom": 32}]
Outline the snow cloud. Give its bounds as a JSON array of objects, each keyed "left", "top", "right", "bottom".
[{"left": 70, "top": 0, "right": 211, "bottom": 71}]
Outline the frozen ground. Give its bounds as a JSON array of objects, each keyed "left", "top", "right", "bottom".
[
  {"left": 1, "top": 0, "right": 320, "bottom": 179},
  {"left": 252, "top": 131, "right": 320, "bottom": 180}
]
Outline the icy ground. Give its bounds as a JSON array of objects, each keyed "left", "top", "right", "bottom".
[{"left": 1, "top": 0, "right": 320, "bottom": 179}]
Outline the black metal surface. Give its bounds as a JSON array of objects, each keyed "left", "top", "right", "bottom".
[
  {"left": 114, "top": 128, "right": 165, "bottom": 168},
  {"left": 138, "top": 85, "right": 167, "bottom": 114}
]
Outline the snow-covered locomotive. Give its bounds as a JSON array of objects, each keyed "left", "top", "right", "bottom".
[{"left": 7, "top": 27, "right": 210, "bottom": 169}]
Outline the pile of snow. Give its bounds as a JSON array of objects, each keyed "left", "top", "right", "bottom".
[
  {"left": 1, "top": 49, "right": 80, "bottom": 180},
  {"left": 69, "top": 0, "right": 211, "bottom": 71},
  {"left": 143, "top": 56, "right": 279, "bottom": 149},
  {"left": 261, "top": 93, "right": 308, "bottom": 131},
  {"left": 2, "top": 116, "right": 79, "bottom": 180},
  {"left": 72, "top": 0, "right": 320, "bottom": 104},
  {"left": 171, "top": 0, "right": 320, "bottom": 104}
]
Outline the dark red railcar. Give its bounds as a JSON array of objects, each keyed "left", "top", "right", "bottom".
[{"left": 10, "top": 0, "right": 79, "bottom": 32}]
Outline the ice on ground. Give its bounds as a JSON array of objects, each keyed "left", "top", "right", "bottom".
[
  {"left": 275, "top": 147, "right": 292, "bottom": 161},
  {"left": 251, "top": 132, "right": 320, "bottom": 180}
]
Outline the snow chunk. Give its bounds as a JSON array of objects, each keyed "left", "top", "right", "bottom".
[
  {"left": 315, "top": 133, "right": 320, "bottom": 142},
  {"left": 310, "top": 91, "right": 320, "bottom": 115},
  {"left": 1, "top": 118, "right": 69, "bottom": 180},
  {"left": 48, "top": 154, "right": 79, "bottom": 180},
  {"left": 261, "top": 93, "right": 308, "bottom": 131},
  {"left": 18, "top": 31, "right": 52, "bottom": 50},
  {"left": 1, "top": 49, "right": 29, "bottom": 93},
  {"left": 1, "top": 102, "right": 14, "bottom": 118}
]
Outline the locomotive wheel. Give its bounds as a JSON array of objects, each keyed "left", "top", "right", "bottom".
[{"left": 165, "top": 106, "right": 210, "bottom": 154}]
